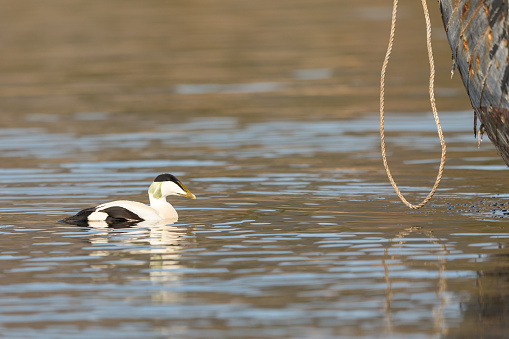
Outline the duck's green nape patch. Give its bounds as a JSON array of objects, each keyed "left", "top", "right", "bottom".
[{"left": 148, "top": 182, "right": 162, "bottom": 199}]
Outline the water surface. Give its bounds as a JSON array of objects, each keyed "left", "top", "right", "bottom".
[{"left": 1, "top": 1, "right": 508, "bottom": 338}]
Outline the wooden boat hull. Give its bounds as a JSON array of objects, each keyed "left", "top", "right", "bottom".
[{"left": 439, "top": 0, "right": 509, "bottom": 165}]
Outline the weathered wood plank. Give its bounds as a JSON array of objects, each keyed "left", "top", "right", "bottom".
[{"left": 439, "top": 0, "right": 509, "bottom": 165}]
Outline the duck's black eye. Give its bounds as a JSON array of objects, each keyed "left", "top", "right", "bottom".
[{"left": 154, "top": 173, "right": 179, "bottom": 183}]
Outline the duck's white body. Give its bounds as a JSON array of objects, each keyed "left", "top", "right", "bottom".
[
  {"left": 88, "top": 198, "right": 176, "bottom": 221},
  {"left": 62, "top": 174, "right": 195, "bottom": 225}
]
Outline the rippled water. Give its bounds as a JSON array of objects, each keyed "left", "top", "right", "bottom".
[
  {"left": 2, "top": 0, "right": 509, "bottom": 338},
  {"left": 2, "top": 110, "right": 509, "bottom": 338}
]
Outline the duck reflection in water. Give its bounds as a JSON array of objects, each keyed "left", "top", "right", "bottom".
[{"left": 85, "top": 220, "right": 197, "bottom": 294}]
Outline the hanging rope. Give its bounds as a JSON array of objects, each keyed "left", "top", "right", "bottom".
[{"left": 379, "top": 0, "right": 447, "bottom": 209}]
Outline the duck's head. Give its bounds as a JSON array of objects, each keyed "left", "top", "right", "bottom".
[{"left": 148, "top": 173, "right": 196, "bottom": 200}]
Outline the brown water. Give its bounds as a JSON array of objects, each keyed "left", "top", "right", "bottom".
[{"left": 1, "top": 1, "right": 509, "bottom": 338}]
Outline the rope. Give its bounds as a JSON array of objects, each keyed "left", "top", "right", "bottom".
[{"left": 379, "top": 0, "right": 447, "bottom": 209}]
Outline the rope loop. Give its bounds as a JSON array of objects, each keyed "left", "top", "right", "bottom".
[{"left": 380, "top": 0, "right": 447, "bottom": 209}]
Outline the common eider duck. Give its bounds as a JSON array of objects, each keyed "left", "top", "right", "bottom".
[{"left": 61, "top": 173, "right": 196, "bottom": 225}]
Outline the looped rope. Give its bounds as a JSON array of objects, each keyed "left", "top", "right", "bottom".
[{"left": 380, "top": 0, "right": 447, "bottom": 209}]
